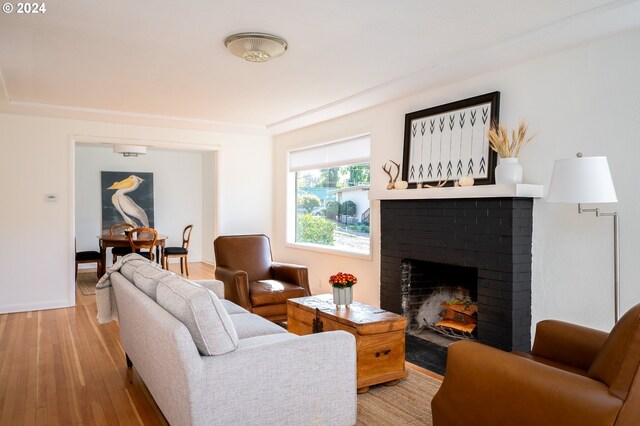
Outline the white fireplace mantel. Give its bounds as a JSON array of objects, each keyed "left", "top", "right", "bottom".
[{"left": 369, "top": 183, "right": 543, "bottom": 201}]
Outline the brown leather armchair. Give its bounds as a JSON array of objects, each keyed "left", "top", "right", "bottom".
[
  {"left": 213, "top": 234, "right": 311, "bottom": 322},
  {"left": 432, "top": 303, "right": 640, "bottom": 426}
]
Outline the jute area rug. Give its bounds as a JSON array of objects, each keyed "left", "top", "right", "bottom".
[
  {"left": 357, "top": 367, "right": 441, "bottom": 425},
  {"left": 76, "top": 271, "right": 98, "bottom": 295}
]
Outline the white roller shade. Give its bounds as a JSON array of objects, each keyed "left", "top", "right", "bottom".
[{"left": 289, "top": 135, "right": 370, "bottom": 172}]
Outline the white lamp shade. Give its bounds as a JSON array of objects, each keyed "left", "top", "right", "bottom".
[{"left": 547, "top": 156, "right": 617, "bottom": 203}]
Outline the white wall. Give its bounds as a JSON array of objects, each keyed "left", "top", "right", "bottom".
[
  {"left": 0, "top": 114, "right": 272, "bottom": 313},
  {"left": 273, "top": 29, "right": 640, "bottom": 333},
  {"left": 75, "top": 145, "right": 210, "bottom": 266},
  {"left": 201, "top": 151, "right": 217, "bottom": 264}
]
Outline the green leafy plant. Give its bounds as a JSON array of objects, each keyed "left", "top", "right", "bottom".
[
  {"left": 296, "top": 214, "right": 335, "bottom": 245},
  {"left": 297, "top": 193, "right": 321, "bottom": 213},
  {"left": 325, "top": 201, "right": 341, "bottom": 220},
  {"left": 341, "top": 200, "right": 357, "bottom": 217}
]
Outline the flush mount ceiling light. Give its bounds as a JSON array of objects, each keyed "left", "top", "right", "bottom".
[
  {"left": 224, "top": 32, "right": 288, "bottom": 63},
  {"left": 113, "top": 144, "right": 146, "bottom": 157}
]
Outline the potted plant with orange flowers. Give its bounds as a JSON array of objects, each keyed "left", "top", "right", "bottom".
[{"left": 329, "top": 272, "right": 357, "bottom": 307}]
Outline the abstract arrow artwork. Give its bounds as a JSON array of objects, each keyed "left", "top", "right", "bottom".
[{"left": 402, "top": 92, "right": 500, "bottom": 188}]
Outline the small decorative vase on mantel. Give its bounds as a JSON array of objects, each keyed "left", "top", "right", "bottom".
[
  {"left": 329, "top": 272, "right": 357, "bottom": 308},
  {"left": 487, "top": 120, "right": 534, "bottom": 185},
  {"left": 494, "top": 157, "right": 523, "bottom": 184}
]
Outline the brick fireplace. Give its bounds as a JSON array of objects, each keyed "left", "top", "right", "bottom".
[{"left": 380, "top": 197, "right": 533, "bottom": 351}]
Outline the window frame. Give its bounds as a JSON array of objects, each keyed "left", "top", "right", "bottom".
[{"left": 286, "top": 135, "right": 372, "bottom": 259}]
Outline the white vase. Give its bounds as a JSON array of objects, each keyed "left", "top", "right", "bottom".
[
  {"left": 333, "top": 286, "right": 353, "bottom": 307},
  {"left": 494, "top": 157, "right": 523, "bottom": 184}
]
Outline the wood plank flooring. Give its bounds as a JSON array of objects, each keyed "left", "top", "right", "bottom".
[
  {"left": 0, "top": 262, "right": 440, "bottom": 425},
  {"left": 0, "top": 262, "right": 215, "bottom": 426}
]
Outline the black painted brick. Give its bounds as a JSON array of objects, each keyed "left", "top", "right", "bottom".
[{"left": 380, "top": 197, "right": 533, "bottom": 351}]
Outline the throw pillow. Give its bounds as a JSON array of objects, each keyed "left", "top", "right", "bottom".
[
  {"left": 131, "top": 263, "right": 172, "bottom": 301},
  {"left": 157, "top": 275, "right": 239, "bottom": 356}
]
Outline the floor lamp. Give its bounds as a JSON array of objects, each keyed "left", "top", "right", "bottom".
[{"left": 547, "top": 153, "right": 619, "bottom": 322}]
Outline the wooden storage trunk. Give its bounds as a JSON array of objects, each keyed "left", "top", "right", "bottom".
[{"left": 287, "top": 294, "right": 408, "bottom": 391}]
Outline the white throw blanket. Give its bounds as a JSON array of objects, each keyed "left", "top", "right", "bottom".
[{"left": 95, "top": 253, "right": 163, "bottom": 324}]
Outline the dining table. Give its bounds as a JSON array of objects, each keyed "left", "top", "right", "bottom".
[{"left": 98, "top": 232, "right": 168, "bottom": 276}]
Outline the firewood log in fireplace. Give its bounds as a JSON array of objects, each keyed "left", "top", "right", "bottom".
[{"left": 436, "top": 302, "right": 478, "bottom": 336}]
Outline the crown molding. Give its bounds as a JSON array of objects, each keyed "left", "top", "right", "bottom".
[{"left": 0, "top": 98, "right": 269, "bottom": 136}]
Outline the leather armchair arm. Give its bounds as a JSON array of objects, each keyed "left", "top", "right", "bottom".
[
  {"left": 214, "top": 266, "right": 251, "bottom": 310},
  {"left": 433, "top": 340, "right": 622, "bottom": 426},
  {"left": 532, "top": 320, "right": 608, "bottom": 371},
  {"left": 271, "top": 262, "right": 311, "bottom": 295}
]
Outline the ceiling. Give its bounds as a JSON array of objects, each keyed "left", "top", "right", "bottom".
[{"left": 1, "top": 0, "right": 639, "bottom": 135}]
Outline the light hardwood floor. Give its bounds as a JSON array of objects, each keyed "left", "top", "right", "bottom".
[
  {"left": 0, "top": 262, "right": 215, "bottom": 426},
  {"left": 0, "top": 263, "right": 440, "bottom": 425}
]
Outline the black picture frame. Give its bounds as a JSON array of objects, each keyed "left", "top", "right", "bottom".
[{"left": 402, "top": 91, "right": 500, "bottom": 188}]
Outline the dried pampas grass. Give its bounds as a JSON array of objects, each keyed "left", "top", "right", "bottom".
[{"left": 487, "top": 121, "right": 534, "bottom": 158}]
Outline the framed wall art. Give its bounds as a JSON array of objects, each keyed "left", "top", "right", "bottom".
[
  {"left": 402, "top": 91, "right": 500, "bottom": 187},
  {"left": 101, "top": 171, "right": 155, "bottom": 231}
]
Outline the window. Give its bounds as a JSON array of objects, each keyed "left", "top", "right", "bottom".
[{"left": 289, "top": 136, "right": 371, "bottom": 256}]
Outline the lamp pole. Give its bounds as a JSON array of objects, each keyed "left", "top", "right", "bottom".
[{"left": 578, "top": 204, "right": 620, "bottom": 323}]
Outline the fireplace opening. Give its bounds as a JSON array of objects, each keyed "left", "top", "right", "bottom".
[{"left": 402, "top": 259, "right": 478, "bottom": 347}]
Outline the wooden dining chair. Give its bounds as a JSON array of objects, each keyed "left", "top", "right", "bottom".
[
  {"left": 110, "top": 222, "right": 134, "bottom": 262},
  {"left": 163, "top": 225, "right": 193, "bottom": 276},
  {"left": 75, "top": 239, "right": 102, "bottom": 280},
  {"left": 127, "top": 227, "right": 158, "bottom": 261}
]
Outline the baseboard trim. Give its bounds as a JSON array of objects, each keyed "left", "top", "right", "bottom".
[
  {"left": 0, "top": 299, "right": 74, "bottom": 314},
  {"left": 78, "top": 264, "right": 96, "bottom": 270}
]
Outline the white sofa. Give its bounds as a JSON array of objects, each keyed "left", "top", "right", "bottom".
[{"left": 109, "top": 259, "right": 357, "bottom": 426}]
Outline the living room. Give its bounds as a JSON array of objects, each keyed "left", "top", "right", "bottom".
[{"left": 1, "top": 1, "right": 640, "bottom": 425}]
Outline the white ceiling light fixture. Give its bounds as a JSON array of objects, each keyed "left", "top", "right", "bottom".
[
  {"left": 224, "top": 32, "right": 288, "bottom": 63},
  {"left": 113, "top": 144, "right": 147, "bottom": 157}
]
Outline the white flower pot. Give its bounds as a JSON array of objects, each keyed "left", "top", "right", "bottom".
[
  {"left": 495, "top": 157, "right": 523, "bottom": 184},
  {"left": 333, "top": 286, "right": 353, "bottom": 307}
]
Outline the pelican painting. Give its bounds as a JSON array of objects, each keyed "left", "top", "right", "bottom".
[{"left": 101, "top": 171, "right": 154, "bottom": 230}]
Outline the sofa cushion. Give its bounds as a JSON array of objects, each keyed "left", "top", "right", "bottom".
[
  {"left": 131, "top": 263, "right": 172, "bottom": 301},
  {"left": 220, "top": 299, "right": 250, "bottom": 315},
  {"left": 237, "top": 332, "right": 298, "bottom": 349},
  {"left": 249, "top": 280, "right": 306, "bottom": 307},
  {"left": 230, "top": 313, "right": 287, "bottom": 340},
  {"left": 157, "top": 275, "right": 239, "bottom": 355},
  {"left": 119, "top": 261, "right": 137, "bottom": 282},
  {"left": 194, "top": 280, "right": 224, "bottom": 299}
]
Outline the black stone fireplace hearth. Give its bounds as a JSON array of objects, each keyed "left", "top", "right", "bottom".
[{"left": 381, "top": 197, "right": 533, "bottom": 352}]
